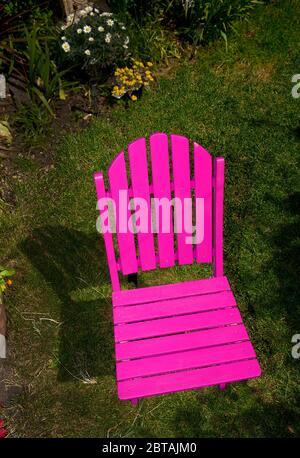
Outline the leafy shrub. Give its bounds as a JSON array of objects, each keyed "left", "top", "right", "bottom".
[
  {"left": 25, "top": 25, "right": 73, "bottom": 115},
  {"left": 3, "top": 0, "right": 42, "bottom": 16},
  {"left": 107, "top": 0, "right": 164, "bottom": 22},
  {"left": 128, "top": 18, "right": 182, "bottom": 63},
  {"left": 0, "top": 2, "right": 57, "bottom": 86},
  {"left": 59, "top": 6, "right": 131, "bottom": 73},
  {"left": 171, "top": 0, "right": 261, "bottom": 45},
  {"left": 108, "top": 0, "right": 262, "bottom": 46}
]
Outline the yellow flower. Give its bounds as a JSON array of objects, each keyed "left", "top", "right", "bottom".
[
  {"left": 131, "top": 95, "right": 137, "bottom": 101},
  {"left": 7, "top": 279, "right": 13, "bottom": 286}
]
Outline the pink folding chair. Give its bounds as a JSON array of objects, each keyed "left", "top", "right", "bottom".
[{"left": 94, "top": 133, "right": 261, "bottom": 405}]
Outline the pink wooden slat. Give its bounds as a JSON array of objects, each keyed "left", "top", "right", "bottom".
[
  {"left": 128, "top": 137, "right": 156, "bottom": 271},
  {"left": 149, "top": 133, "right": 175, "bottom": 268},
  {"left": 113, "top": 290, "right": 236, "bottom": 324},
  {"left": 171, "top": 134, "right": 194, "bottom": 265},
  {"left": 117, "top": 358, "right": 262, "bottom": 400},
  {"left": 213, "top": 157, "right": 225, "bottom": 277},
  {"left": 194, "top": 142, "right": 212, "bottom": 263},
  {"left": 114, "top": 307, "right": 242, "bottom": 342},
  {"left": 116, "top": 323, "right": 250, "bottom": 360},
  {"left": 94, "top": 172, "right": 120, "bottom": 291},
  {"left": 108, "top": 151, "right": 138, "bottom": 275},
  {"left": 116, "top": 341, "right": 256, "bottom": 380},
  {"left": 113, "top": 276, "right": 230, "bottom": 306}
]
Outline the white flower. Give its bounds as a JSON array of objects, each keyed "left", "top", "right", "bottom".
[
  {"left": 98, "top": 26, "right": 104, "bottom": 32},
  {"left": 90, "top": 12, "right": 94, "bottom": 16},
  {"left": 86, "top": 6, "right": 93, "bottom": 12},
  {"left": 62, "top": 42, "right": 70, "bottom": 52},
  {"left": 124, "top": 36, "right": 129, "bottom": 45},
  {"left": 83, "top": 25, "right": 92, "bottom": 33},
  {"left": 101, "top": 12, "right": 112, "bottom": 17},
  {"left": 77, "top": 28, "right": 82, "bottom": 34},
  {"left": 106, "top": 19, "right": 114, "bottom": 26},
  {"left": 121, "top": 26, "right": 126, "bottom": 30},
  {"left": 105, "top": 33, "right": 111, "bottom": 43},
  {"left": 84, "top": 49, "right": 91, "bottom": 56},
  {"left": 89, "top": 37, "right": 94, "bottom": 42},
  {"left": 79, "top": 9, "right": 86, "bottom": 16},
  {"left": 61, "top": 36, "right": 67, "bottom": 41},
  {"left": 61, "top": 24, "right": 66, "bottom": 30},
  {"left": 95, "top": 8, "right": 99, "bottom": 13},
  {"left": 123, "top": 44, "right": 128, "bottom": 49}
]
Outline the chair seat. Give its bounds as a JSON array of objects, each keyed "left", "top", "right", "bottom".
[{"left": 112, "top": 276, "right": 261, "bottom": 400}]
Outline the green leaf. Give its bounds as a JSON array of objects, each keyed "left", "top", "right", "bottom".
[
  {"left": 31, "top": 87, "right": 55, "bottom": 116},
  {"left": 220, "top": 30, "right": 228, "bottom": 51},
  {"left": 59, "top": 87, "right": 66, "bottom": 100},
  {"left": 0, "top": 269, "right": 15, "bottom": 277}
]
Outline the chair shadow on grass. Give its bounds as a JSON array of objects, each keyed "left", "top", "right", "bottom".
[
  {"left": 267, "top": 192, "right": 300, "bottom": 330},
  {"left": 20, "top": 225, "right": 115, "bottom": 382}
]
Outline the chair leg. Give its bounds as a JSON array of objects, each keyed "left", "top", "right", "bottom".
[
  {"left": 219, "top": 383, "right": 226, "bottom": 391},
  {"left": 130, "top": 398, "right": 138, "bottom": 407}
]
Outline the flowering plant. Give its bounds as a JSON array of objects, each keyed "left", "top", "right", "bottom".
[
  {"left": 112, "top": 60, "right": 154, "bottom": 101},
  {"left": 0, "top": 266, "right": 14, "bottom": 296},
  {"left": 60, "top": 6, "right": 130, "bottom": 69}
]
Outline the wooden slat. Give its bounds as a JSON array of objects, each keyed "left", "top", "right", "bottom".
[
  {"left": 113, "top": 290, "right": 236, "bottom": 324},
  {"left": 171, "top": 134, "right": 194, "bottom": 265},
  {"left": 116, "top": 341, "right": 255, "bottom": 380},
  {"left": 116, "top": 324, "right": 250, "bottom": 361},
  {"left": 94, "top": 172, "right": 120, "bottom": 291},
  {"left": 108, "top": 151, "right": 138, "bottom": 275},
  {"left": 113, "top": 276, "right": 231, "bottom": 307},
  {"left": 194, "top": 142, "right": 212, "bottom": 263},
  {"left": 128, "top": 137, "right": 156, "bottom": 271},
  {"left": 150, "top": 133, "right": 175, "bottom": 268},
  {"left": 114, "top": 307, "right": 242, "bottom": 342},
  {"left": 117, "top": 359, "right": 262, "bottom": 400}
]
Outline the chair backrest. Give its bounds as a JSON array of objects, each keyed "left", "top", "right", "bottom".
[{"left": 94, "top": 132, "right": 225, "bottom": 292}]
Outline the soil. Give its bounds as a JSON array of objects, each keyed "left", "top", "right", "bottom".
[{"left": 0, "top": 356, "right": 23, "bottom": 408}]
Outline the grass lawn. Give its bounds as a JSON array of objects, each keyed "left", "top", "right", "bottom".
[{"left": 1, "top": 0, "right": 300, "bottom": 437}]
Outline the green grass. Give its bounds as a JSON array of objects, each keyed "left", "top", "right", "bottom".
[{"left": 1, "top": 0, "right": 300, "bottom": 437}]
